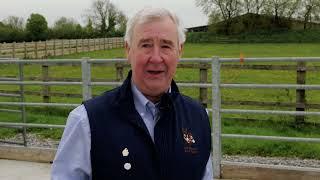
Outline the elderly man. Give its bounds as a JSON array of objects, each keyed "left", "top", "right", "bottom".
[{"left": 51, "top": 7, "right": 212, "bottom": 180}]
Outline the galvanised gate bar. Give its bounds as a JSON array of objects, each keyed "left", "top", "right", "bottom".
[{"left": 0, "top": 57, "right": 320, "bottom": 178}]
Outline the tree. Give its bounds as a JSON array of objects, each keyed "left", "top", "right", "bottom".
[
  {"left": 51, "top": 17, "right": 82, "bottom": 39},
  {"left": 242, "top": 0, "right": 267, "bottom": 14},
  {"left": 84, "top": 18, "right": 95, "bottom": 38},
  {"left": 196, "top": 0, "right": 242, "bottom": 34},
  {"left": 115, "top": 11, "right": 127, "bottom": 36},
  {"left": 0, "top": 16, "right": 26, "bottom": 42},
  {"left": 26, "top": 13, "right": 48, "bottom": 41},
  {"left": 3, "top": 16, "right": 24, "bottom": 30},
  {"left": 299, "top": 0, "right": 320, "bottom": 29},
  {"left": 263, "top": 0, "right": 301, "bottom": 27},
  {"left": 87, "top": 0, "right": 127, "bottom": 36}
]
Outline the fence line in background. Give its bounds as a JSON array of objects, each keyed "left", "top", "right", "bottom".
[{"left": 0, "top": 37, "right": 124, "bottom": 59}]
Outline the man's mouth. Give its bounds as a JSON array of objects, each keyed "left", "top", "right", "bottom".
[{"left": 147, "top": 70, "right": 164, "bottom": 75}]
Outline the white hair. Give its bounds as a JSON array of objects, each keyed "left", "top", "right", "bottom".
[{"left": 124, "top": 7, "right": 186, "bottom": 46}]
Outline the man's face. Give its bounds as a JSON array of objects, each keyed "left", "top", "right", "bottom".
[{"left": 126, "top": 17, "right": 183, "bottom": 97}]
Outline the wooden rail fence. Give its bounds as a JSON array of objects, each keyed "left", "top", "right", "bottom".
[{"left": 0, "top": 37, "right": 124, "bottom": 59}]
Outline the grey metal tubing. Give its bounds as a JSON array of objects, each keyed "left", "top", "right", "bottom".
[
  {"left": 81, "top": 58, "right": 92, "bottom": 101},
  {"left": 88, "top": 59, "right": 127, "bottom": 63},
  {"left": 0, "top": 57, "right": 319, "bottom": 64},
  {"left": 0, "top": 122, "right": 65, "bottom": 129},
  {"left": 0, "top": 78, "right": 19, "bottom": 81},
  {"left": 222, "top": 134, "right": 320, "bottom": 143},
  {"left": 221, "top": 109, "right": 320, "bottom": 116},
  {"left": 0, "top": 59, "right": 82, "bottom": 64},
  {"left": 179, "top": 58, "right": 212, "bottom": 63},
  {"left": 19, "top": 62, "right": 27, "bottom": 146},
  {"left": 90, "top": 82, "right": 123, "bottom": 86},
  {"left": 90, "top": 82, "right": 213, "bottom": 88},
  {"left": 221, "top": 84, "right": 320, "bottom": 90},
  {"left": 0, "top": 58, "right": 213, "bottom": 64},
  {"left": 89, "top": 58, "right": 213, "bottom": 63},
  {"left": 0, "top": 58, "right": 19, "bottom": 60},
  {"left": 0, "top": 109, "right": 22, "bottom": 113},
  {"left": 211, "top": 56, "right": 222, "bottom": 178},
  {"left": 177, "top": 83, "right": 212, "bottom": 88},
  {"left": 0, "top": 102, "right": 79, "bottom": 107},
  {"left": 219, "top": 57, "right": 320, "bottom": 63},
  {"left": 0, "top": 93, "right": 21, "bottom": 97},
  {"left": 0, "top": 81, "right": 82, "bottom": 85}
]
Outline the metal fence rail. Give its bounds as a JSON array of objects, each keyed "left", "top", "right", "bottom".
[
  {"left": 1, "top": 57, "right": 320, "bottom": 178},
  {"left": 211, "top": 57, "right": 320, "bottom": 178}
]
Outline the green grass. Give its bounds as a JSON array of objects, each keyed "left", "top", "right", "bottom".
[{"left": 1, "top": 43, "right": 320, "bottom": 159}]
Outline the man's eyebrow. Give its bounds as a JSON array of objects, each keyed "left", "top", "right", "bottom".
[
  {"left": 138, "top": 39, "right": 153, "bottom": 45},
  {"left": 161, "top": 39, "right": 174, "bottom": 46}
]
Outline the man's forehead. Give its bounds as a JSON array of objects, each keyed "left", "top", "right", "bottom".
[
  {"left": 138, "top": 38, "right": 175, "bottom": 44},
  {"left": 132, "top": 19, "right": 178, "bottom": 45}
]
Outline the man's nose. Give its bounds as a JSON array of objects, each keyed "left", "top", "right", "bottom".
[{"left": 149, "top": 46, "right": 163, "bottom": 63}]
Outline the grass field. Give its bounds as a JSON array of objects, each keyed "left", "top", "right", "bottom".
[{"left": 1, "top": 43, "right": 320, "bottom": 159}]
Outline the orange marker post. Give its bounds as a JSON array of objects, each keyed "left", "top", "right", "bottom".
[{"left": 240, "top": 52, "right": 244, "bottom": 65}]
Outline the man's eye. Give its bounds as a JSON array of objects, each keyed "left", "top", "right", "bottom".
[
  {"left": 162, "top": 45, "right": 171, "bottom": 49},
  {"left": 142, "top": 44, "right": 152, "bottom": 48}
]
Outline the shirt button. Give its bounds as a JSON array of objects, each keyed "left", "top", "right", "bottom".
[{"left": 124, "top": 163, "right": 131, "bottom": 170}]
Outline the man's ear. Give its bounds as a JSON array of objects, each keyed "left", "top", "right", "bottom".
[
  {"left": 125, "top": 42, "right": 131, "bottom": 63},
  {"left": 178, "top": 43, "right": 184, "bottom": 58}
]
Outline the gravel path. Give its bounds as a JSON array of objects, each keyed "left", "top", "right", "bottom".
[
  {"left": 1, "top": 133, "right": 320, "bottom": 169},
  {"left": 223, "top": 155, "right": 320, "bottom": 168}
]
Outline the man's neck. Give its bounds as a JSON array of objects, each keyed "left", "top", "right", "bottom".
[{"left": 143, "top": 93, "right": 163, "bottom": 104}]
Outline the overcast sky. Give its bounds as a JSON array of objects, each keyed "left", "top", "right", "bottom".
[{"left": 0, "top": 0, "right": 208, "bottom": 28}]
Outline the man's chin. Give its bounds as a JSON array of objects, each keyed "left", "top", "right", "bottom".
[{"left": 146, "top": 85, "right": 169, "bottom": 95}]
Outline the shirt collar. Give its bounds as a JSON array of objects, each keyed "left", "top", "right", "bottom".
[
  {"left": 130, "top": 80, "right": 171, "bottom": 113},
  {"left": 131, "top": 80, "right": 150, "bottom": 114}
]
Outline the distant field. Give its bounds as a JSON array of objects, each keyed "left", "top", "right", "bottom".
[
  {"left": 1, "top": 43, "right": 320, "bottom": 159},
  {"left": 50, "top": 43, "right": 320, "bottom": 58}
]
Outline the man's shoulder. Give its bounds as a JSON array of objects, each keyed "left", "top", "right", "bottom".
[
  {"left": 175, "top": 93, "right": 206, "bottom": 112},
  {"left": 84, "top": 87, "right": 121, "bottom": 109}
]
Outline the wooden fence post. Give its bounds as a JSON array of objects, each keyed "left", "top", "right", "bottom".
[
  {"left": 296, "top": 61, "right": 306, "bottom": 124},
  {"left": 53, "top": 39, "right": 56, "bottom": 56},
  {"left": 69, "top": 39, "right": 71, "bottom": 54},
  {"left": 2, "top": 42, "right": 6, "bottom": 57},
  {"left": 93, "top": 39, "right": 95, "bottom": 51},
  {"left": 116, "top": 63, "right": 124, "bottom": 81},
  {"left": 35, "top": 41, "right": 38, "bottom": 59},
  {"left": 82, "top": 39, "right": 84, "bottom": 52},
  {"left": 104, "top": 38, "right": 106, "bottom": 50},
  {"left": 23, "top": 42, "right": 27, "bottom": 59},
  {"left": 200, "top": 63, "right": 208, "bottom": 107},
  {"left": 61, "top": 39, "right": 64, "bottom": 56},
  {"left": 88, "top": 39, "right": 90, "bottom": 51},
  {"left": 44, "top": 41, "right": 47, "bottom": 58},
  {"left": 12, "top": 42, "right": 16, "bottom": 58},
  {"left": 42, "top": 64, "right": 50, "bottom": 103},
  {"left": 76, "top": 39, "right": 78, "bottom": 53}
]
